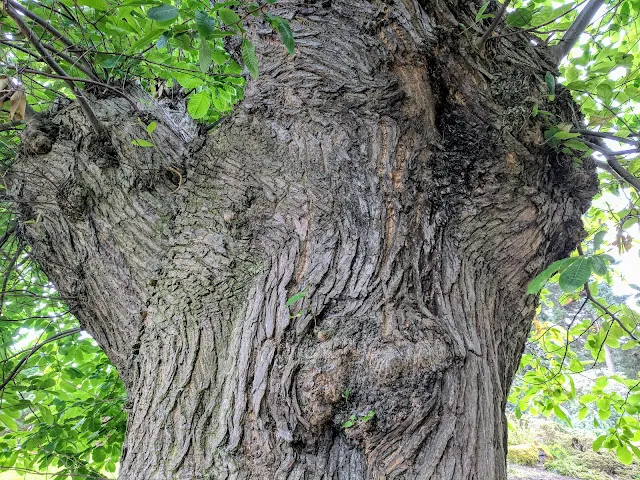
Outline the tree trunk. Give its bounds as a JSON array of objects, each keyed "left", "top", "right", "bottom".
[{"left": 7, "top": 1, "right": 596, "bottom": 478}]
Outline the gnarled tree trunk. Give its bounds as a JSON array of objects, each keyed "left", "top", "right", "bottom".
[{"left": 8, "top": 0, "right": 596, "bottom": 478}]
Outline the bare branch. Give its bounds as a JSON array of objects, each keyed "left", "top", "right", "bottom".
[
  {"left": 594, "top": 158, "right": 617, "bottom": 175},
  {"left": 41, "top": 42, "right": 102, "bottom": 82},
  {"left": 0, "top": 38, "right": 100, "bottom": 82},
  {"left": 7, "top": 6, "right": 105, "bottom": 134},
  {"left": 6, "top": 0, "right": 96, "bottom": 77},
  {"left": 0, "top": 119, "right": 24, "bottom": 132},
  {"left": 550, "top": 0, "right": 605, "bottom": 64},
  {"left": 0, "top": 222, "right": 16, "bottom": 250},
  {"left": 572, "top": 129, "right": 640, "bottom": 147},
  {"left": 576, "top": 245, "right": 639, "bottom": 342},
  {"left": 2, "top": 65, "right": 139, "bottom": 111},
  {"left": 583, "top": 140, "right": 640, "bottom": 194},
  {"left": 476, "top": 0, "right": 512, "bottom": 51}
]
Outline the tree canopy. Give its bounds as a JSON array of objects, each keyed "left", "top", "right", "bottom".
[{"left": 2, "top": 0, "right": 640, "bottom": 477}]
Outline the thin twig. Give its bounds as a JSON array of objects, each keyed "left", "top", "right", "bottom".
[
  {"left": 577, "top": 245, "right": 639, "bottom": 342},
  {"left": 6, "top": 0, "right": 96, "bottom": 77},
  {"left": 0, "top": 120, "right": 24, "bottom": 132},
  {"left": 2, "top": 64, "right": 139, "bottom": 111},
  {"left": 572, "top": 129, "right": 639, "bottom": 146},
  {"left": 7, "top": 7, "right": 105, "bottom": 134},
  {"left": 477, "top": 0, "right": 512, "bottom": 51},
  {"left": 583, "top": 140, "right": 640, "bottom": 194},
  {"left": 493, "top": 0, "right": 589, "bottom": 40}
]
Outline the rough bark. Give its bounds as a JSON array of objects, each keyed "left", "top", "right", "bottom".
[{"left": 7, "top": 0, "right": 597, "bottom": 478}]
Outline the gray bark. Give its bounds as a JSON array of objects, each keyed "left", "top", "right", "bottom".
[{"left": 6, "top": 1, "right": 597, "bottom": 478}]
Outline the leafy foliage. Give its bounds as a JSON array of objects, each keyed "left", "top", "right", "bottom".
[
  {"left": 0, "top": 0, "right": 294, "bottom": 143},
  {"left": 473, "top": 0, "right": 640, "bottom": 468},
  {"left": 0, "top": 209, "right": 125, "bottom": 478}
]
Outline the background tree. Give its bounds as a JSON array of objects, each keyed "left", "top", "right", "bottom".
[{"left": 0, "top": 0, "right": 639, "bottom": 478}]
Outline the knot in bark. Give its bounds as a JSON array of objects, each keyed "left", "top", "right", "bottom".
[
  {"left": 57, "top": 179, "right": 92, "bottom": 221},
  {"left": 22, "top": 121, "right": 57, "bottom": 155}
]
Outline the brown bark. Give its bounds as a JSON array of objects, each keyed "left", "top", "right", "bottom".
[{"left": 7, "top": 1, "right": 597, "bottom": 478}]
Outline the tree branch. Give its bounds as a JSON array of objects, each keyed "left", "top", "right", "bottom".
[
  {"left": 0, "top": 223, "right": 16, "bottom": 250},
  {"left": 576, "top": 245, "right": 639, "bottom": 342},
  {"left": 583, "top": 140, "right": 640, "bottom": 194},
  {"left": 550, "top": 0, "right": 605, "bottom": 64},
  {"left": 41, "top": 42, "right": 102, "bottom": 82},
  {"left": 2, "top": 65, "right": 139, "bottom": 111},
  {"left": 7, "top": 7, "right": 105, "bottom": 134},
  {"left": 572, "top": 129, "right": 640, "bottom": 147},
  {"left": 6, "top": 0, "right": 97, "bottom": 77},
  {"left": 0, "top": 328, "right": 82, "bottom": 392},
  {"left": 476, "top": 0, "right": 511, "bottom": 51},
  {"left": 594, "top": 158, "right": 617, "bottom": 176},
  {"left": 0, "top": 119, "right": 24, "bottom": 132}
]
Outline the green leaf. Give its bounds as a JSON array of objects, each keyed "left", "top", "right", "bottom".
[
  {"left": 242, "top": 39, "right": 259, "bottom": 80},
  {"left": 569, "top": 357, "right": 584, "bottom": 373},
  {"left": 553, "top": 405, "right": 571, "bottom": 426},
  {"left": 173, "top": 72, "right": 205, "bottom": 90},
  {"left": 0, "top": 413, "right": 18, "bottom": 431},
  {"left": 127, "top": 27, "right": 167, "bottom": 53},
  {"left": 156, "top": 34, "right": 169, "bottom": 49},
  {"left": 276, "top": 17, "right": 295, "bottom": 55},
  {"left": 506, "top": 8, "right": 533, "bottom": 27},
  {"left": 526, "top": 257, "right": 576, "bottom": 294},
  {"left": 38, "top": 404, "right": 54, "bottom": 424},
  {"left": 598, "top": 407, "right": 611, "bottom": 421},
  {"left": 146, "top": 121, "right": 157, "bottom": 134},
  {"left": 187, "top": 92, "right": 211, "bottom": 119},
  {"left": 195, "top": 11, "right": 216, "bottom": 38},
  {"left": 218, "top": 8, "right": 241, "bottom": 28},
  {"left": 593, "top": 434, "right": 606, "bottom": 451},
  {"left": 578, "top": 406, "right": 588, "bottom": 420},
  {"left": 211, "top": 49, "right": 229, "bottom": 64},
  {"left": 595, "top": 377, "right": 608, "bottom": 388},
  {"left": 475, "top": 2, "right": 490, "bottom": 22},
  {"left": 558, "top": 257, "right": 591, "bottom": 292},
  {"left": 286, "top": 290, "right": 307, "bottom": 306},
  {"left": 78, "top": 0, "right": 109, "bottom": 10},
  {"left": 147, "top": 3, "right": 179, "bottom": 22},
  {"left": 617, "top": 445, "right": 634, "bottom": 465},
  {"left": 553, "top": 131, "right": 581, "bottom": 140},
  {"left": 93, "top": 447, "right": 107, "bottom": 462},
  {"left": 120, "top": 0, "right": 159, "bottom": 5},
  {"left": 132, "top": 139, "right": 155, "bottom": 147},
  {"left": 564, "top": 139, "right": 590, "bottom": 152},
  {"left": 200, "top": 40, "right": 212, "bottom": 73},
  {"left": 590, "top": 255, "right": 609, "bottom": 276},
  {"left": 545, "top": 72, "right": 556, "bottom": 100}
]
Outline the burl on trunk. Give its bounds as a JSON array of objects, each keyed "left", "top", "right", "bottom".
[{"left": 8, "top": 1, "right": 596, "bottom": 478}]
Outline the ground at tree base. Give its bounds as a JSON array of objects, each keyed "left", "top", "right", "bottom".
[{"left": 508, "top": 464, "right": 587, "bottom": 480}]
